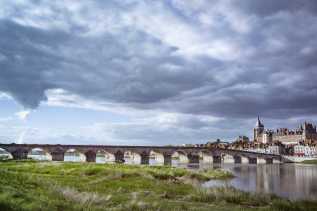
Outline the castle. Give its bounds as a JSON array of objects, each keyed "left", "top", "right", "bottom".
[{"left": 254, "top": 117, "right": 317, "bottom": 145}]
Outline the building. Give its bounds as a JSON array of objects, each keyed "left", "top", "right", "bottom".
[
  {"left": 254, "top": 116, "right": 265, "bottom": 142},
  {"left": 265, "top": 145, "right": 283, "bottom": 155},
  {"left": 254, "top": 117, "right": 317, "bottom": 145},
  {"left": 206, "top": 139, "right": 230, "bottom": 149},
  {"left": 293, "top": 145, "right": 317, "bottom": 157},
  {"left": 236, "top": 135, "right": 250, "bottom": 142}
]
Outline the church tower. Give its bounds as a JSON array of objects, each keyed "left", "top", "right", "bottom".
[{"left": 254, "top": 116, "right": 264, "bottom": 142}]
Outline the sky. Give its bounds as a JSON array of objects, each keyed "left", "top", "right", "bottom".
[{"left": 0, "top": 0, "right": 317, "bottom": 146}]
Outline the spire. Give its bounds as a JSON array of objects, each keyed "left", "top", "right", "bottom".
[{"left": 256, "top": 116, "right": 263, "bottom": 127}]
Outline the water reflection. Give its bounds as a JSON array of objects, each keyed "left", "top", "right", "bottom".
[
  {"left": 149, "top": 158, "right": 163, "bottom": 166},
  {"left": 203, "top": 163, "right": 317, "bottom": 200}
]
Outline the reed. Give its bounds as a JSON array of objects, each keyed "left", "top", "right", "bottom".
[{"left": 0, "top": 161, "right": 316, "bottom": 211}]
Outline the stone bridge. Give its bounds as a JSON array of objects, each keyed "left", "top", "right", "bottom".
[{"left": 0, "top": 144, "right": 282, "bottom": 164}]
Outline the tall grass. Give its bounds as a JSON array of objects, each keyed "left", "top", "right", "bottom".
[{"left": 0, "top": 161, "right": 316, "bottom": 211}]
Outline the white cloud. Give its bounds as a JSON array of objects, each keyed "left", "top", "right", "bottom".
[
  {"left": 15, "top": 110, "right": 31, "bottom": 120},
  {"left": 120, "top": 1, "right": 243, "bottom": 61},
  {"left": 0, "top": 92, "right": 12, "bottom": 100},
  {"left": 45, "top": 89, "right": 150, "bottom": 116}
]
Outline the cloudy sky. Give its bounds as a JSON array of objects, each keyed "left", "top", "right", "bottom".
[{"left": 0, "top": 0, "right": 317, "bottom": 145}]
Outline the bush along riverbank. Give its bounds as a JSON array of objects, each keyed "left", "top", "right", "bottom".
[{"left": 0, "top": 160, "right": 317, "bottom": 211}]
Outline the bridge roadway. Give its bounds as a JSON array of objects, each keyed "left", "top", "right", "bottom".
[{"left": 0, "top": 144, "right": 282, "bottom": 164}]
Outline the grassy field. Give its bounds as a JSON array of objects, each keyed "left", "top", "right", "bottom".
[
  {"left": 301, "top": 159, "right": 317, "bottom": 164},
  {"left": 0, "top": 161, "right": 316, "bottom": 211}
]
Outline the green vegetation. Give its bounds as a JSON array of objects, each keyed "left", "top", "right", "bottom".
[
  {"left": 0, "top": 161, "right": 316, "bottom": 211},
  {"left": 301, "top": 159, "right": 317, "bottom": 164}
]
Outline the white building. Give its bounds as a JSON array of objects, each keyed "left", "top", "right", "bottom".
[
  {"left": 244, "top": 145, "right": 282, "bottom": 155},
  {"left": 265, "top": 145, "right": 281, "bottom": 155},
  {"left": 293, "top": 145, "right": 317, "bottom": 157}
]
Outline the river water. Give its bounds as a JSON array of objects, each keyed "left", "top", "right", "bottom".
[{"left": 198, "top": 163, "right": 317, "bottom": 200}]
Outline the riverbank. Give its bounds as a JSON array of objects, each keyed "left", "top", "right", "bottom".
[
  {"left": 283, "top": 155, "right": 317, "bottom": 163},
  {"left": 302, "top": 159, "right": 317, "bottom": 164},
  {"left": 0, "top": 161, "right": 316, "bottom": 211}
]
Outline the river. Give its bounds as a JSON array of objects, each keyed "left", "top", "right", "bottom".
[{"left": 198, "top": 163, "right": 317, "bottom": 200}]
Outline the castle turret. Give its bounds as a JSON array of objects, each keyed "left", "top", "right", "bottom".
[{"left": 254, "top": 116, "right": 264, "bottom": 142}]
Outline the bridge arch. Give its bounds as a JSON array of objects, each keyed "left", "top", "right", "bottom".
[
  {"left": 124, "top": 150, "right": 141, "bottom": 164},
  {"left": 27, "top": 148, "right": 52, "bottom": 161},
  {"left": 171, "top": 151, "right": 188, "bottom": 165},
  {"left": 222, "top": 154, "right": 235, "bottom": 164},
  {"left": 223, "top": 154, "right": 249, "bottom": 164},
  {"left": 199, "top": 151, "right": 213, "bottom": 164},
  {"left": 64, "top": 149, "right": 86, "bottom": 162},
  {"left": 257, "top": 157, "right": 267, "bottom": 164},
  {"left": 0, "top": 148, "right": 13, "bottom": 160},
  {"left": 273, "top": 158, "right": 281, "bottom": 164},
  {"left": 96, "top": 150, "right": 115, "bottom": 163},
  {"left": 149, "top": 150, "right": 164, "bottom": 165}
]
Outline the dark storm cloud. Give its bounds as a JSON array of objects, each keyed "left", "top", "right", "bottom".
[
  {"left": 0, "top": 20, "right": 69, "bottom": 108},
  {"left": 0, "top": 0, "right": 317, "bottom": 120},
  {"left": 235, "top": 0, "right": 317, "bottom": 16}
]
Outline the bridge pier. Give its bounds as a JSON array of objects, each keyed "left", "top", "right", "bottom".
[
  {"left": 265, "top": 158, "right": 273, "bottom": 164},
  {"left": 248, "top": 157, "right": 257, "bottom": 164},
  {"left": 233, "top": 156, "right": 241, "bottom": 164},
  {"left": 11, "top": 150, "right": 28, "bottom": 160},
  {"left": 51, "top": 152, "right": 64, "bottom": 161},
  {"left": 115, "top": 151, "right": 124, "bottom": 163},
  {"left": 141, "top": 152, "right": 149, "bottom": 165},
  {"left": 85, "top": 151, "right": 96, "bottom": 162},
  {"left": 188, "top": 153, "right": 200, "bottom": 164},
  {"left": 213, "top": 155, "right": 222, "bottom": 164},
  {"left": 163, "top": 154, "right": 172, "bottom": 165}
]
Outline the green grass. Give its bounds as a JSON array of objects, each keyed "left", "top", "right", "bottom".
[
  {"left": 301, "top": 159, "right": 317, "bottom": 164},
  {"left": 0, "top": 161, "right": 316, "bottom": 211}
]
